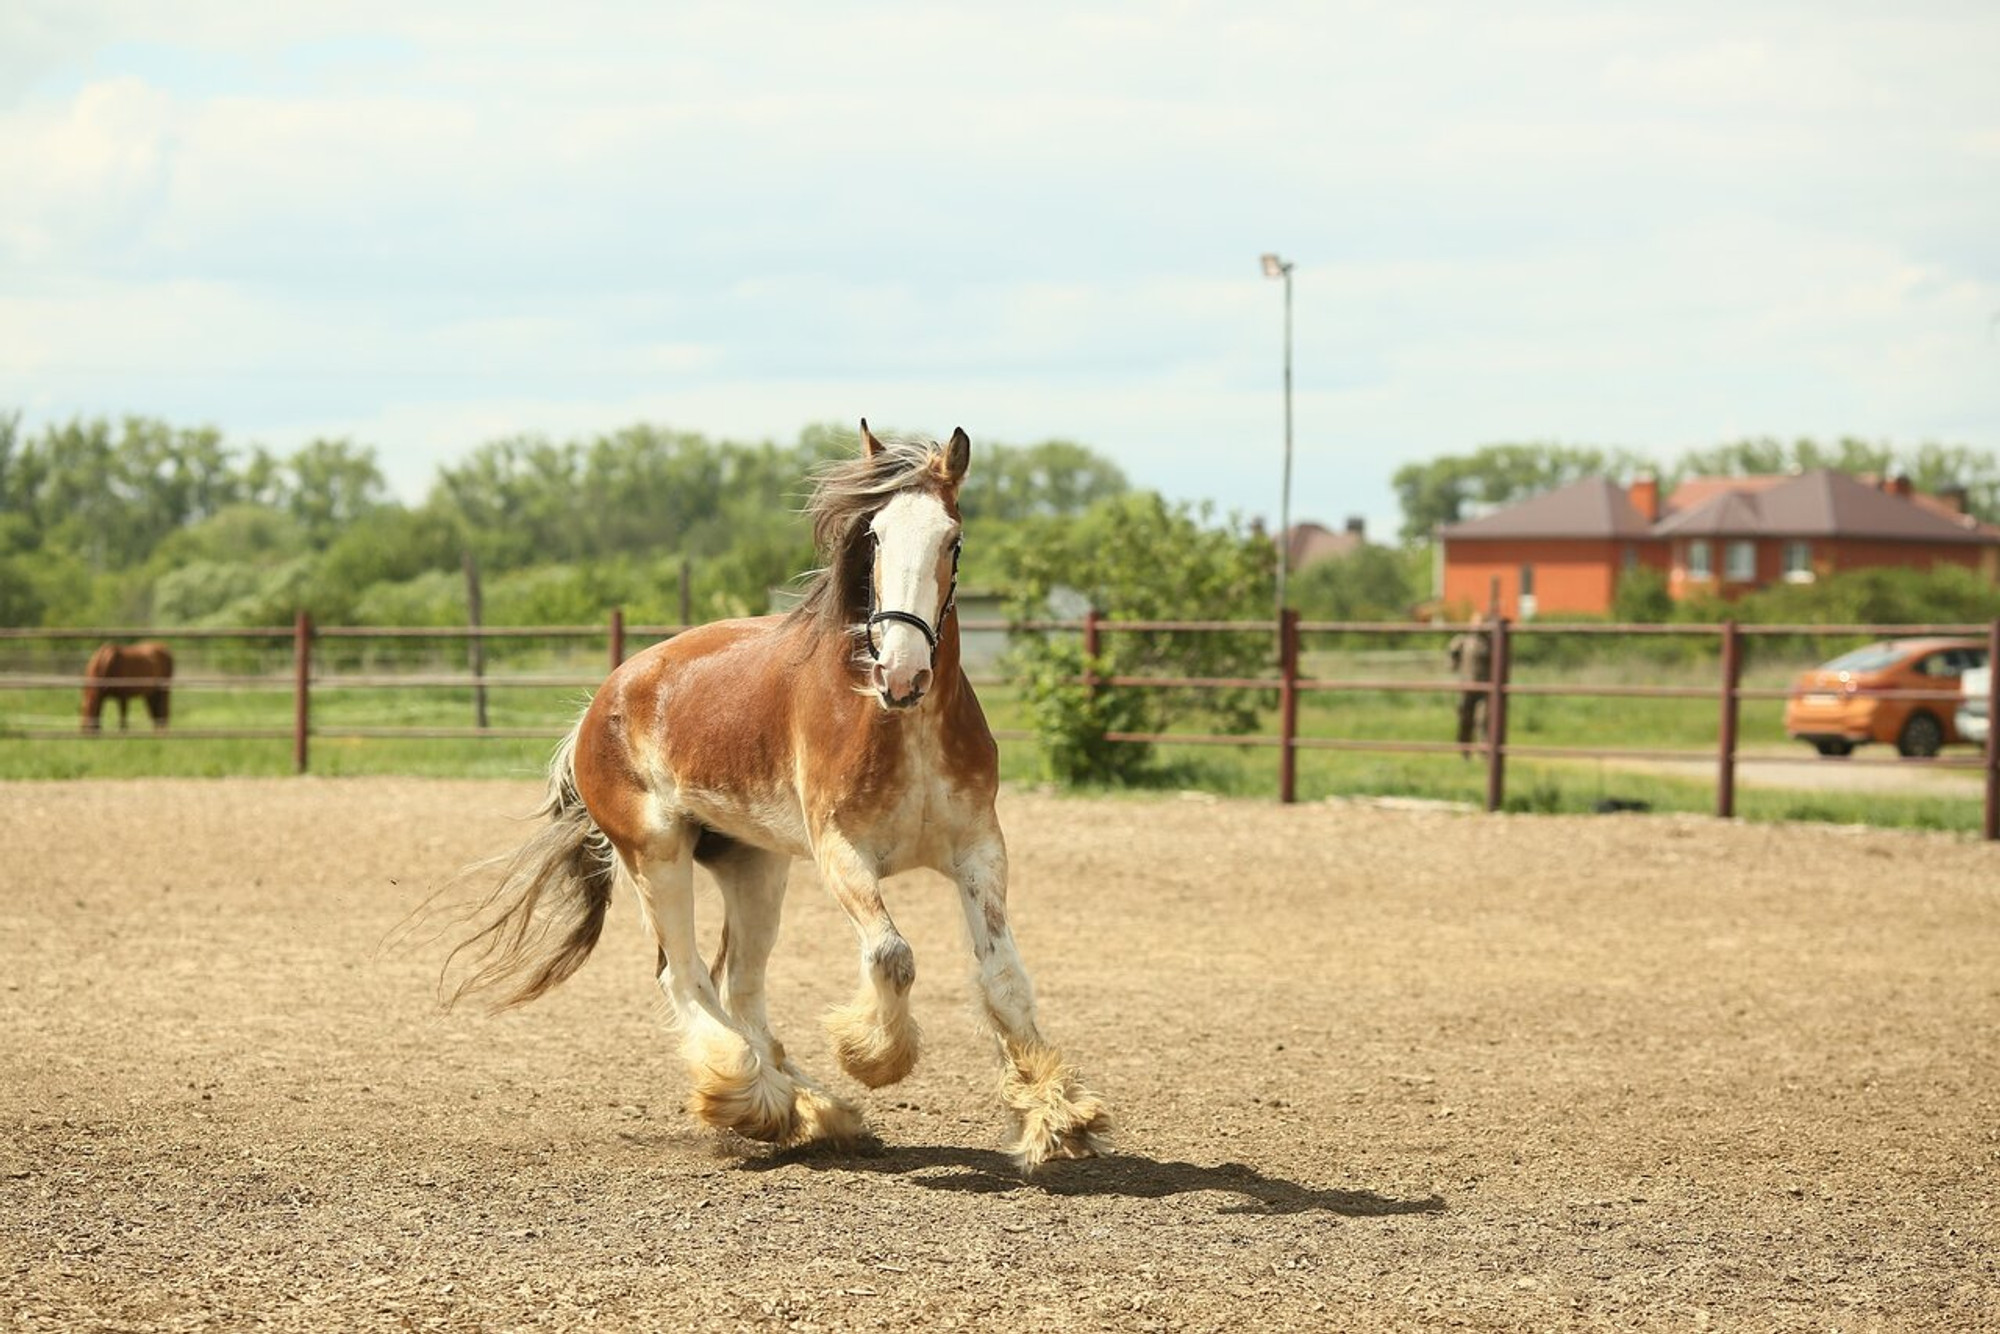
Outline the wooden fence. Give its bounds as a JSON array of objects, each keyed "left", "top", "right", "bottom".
[{"left": 2, "top": 612, "right": 1996, "bottom": 839}]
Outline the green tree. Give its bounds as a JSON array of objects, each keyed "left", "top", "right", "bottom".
[
  {"left": 1668, "top": 436, "right": 1895, "bottom": 484},
  {"left": 152, "top": 560, "right": 271, "bottom": 624},
  {"left": 958, "top": 439, "right": 1128, "bottom": 522},
  {"left": 283, "top": 438, "right": 387, "bottom": 545},
  {"left": 1289, "top": 544, "right": 1424, "bottom": 621},
  {"left": 992, "top": 492, "right": 1274, "bottom": 785},
  {"left": 1665, "top": 437, "right": 2000, "bottom": 524},
  {"left": 351, "top": 570, "right": 466, "bottom": 627},
  {"left": 1902, "top": 443, "right": 2000, "bottom": 525},
  {"left": 306, "top": 506, "right": 464, "bottom": 623},
  {"left": 150, "top": 504, "right": 310, "bottom": 570}
]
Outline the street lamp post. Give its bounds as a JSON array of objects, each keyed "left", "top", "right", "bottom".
[{"left": 1261, "top": 252, "right": 1295, "bottom": 618}]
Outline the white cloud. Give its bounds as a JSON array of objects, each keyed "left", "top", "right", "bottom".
[{"left": 0, "top": 0, "right": 1995, "bottom": 539}]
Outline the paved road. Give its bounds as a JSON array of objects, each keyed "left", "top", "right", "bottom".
[{"left": 1599, "top": 744, "right": 1986, "bottom": 796}]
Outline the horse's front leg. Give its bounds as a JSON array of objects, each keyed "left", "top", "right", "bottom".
[
  {"left": 951, "top": 826, "right": 1111, "bottom": 1172},
  {"left": 814, "top": 829, "right": 921, "bottom": 1088}
]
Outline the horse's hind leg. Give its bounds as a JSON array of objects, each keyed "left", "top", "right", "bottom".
[
  {"left": 950, "top": 826, "right": 1110, "bottom": 1172},
  {"left": 707, "top": 846, "right": 865, "bottom": 1146},
  {"left": 626, "top": 834, "right": 801, "bottom": 1144}
]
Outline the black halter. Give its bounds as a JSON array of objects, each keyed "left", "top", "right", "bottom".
[{"left": 864, "top": 535, "right": 961, "bottom": 662}]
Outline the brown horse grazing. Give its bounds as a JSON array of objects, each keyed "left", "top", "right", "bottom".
[
  {"left": 80, "top": 642, "right": 174, "bottom": 732},
  {"left": 444, "top": 422, "right": 1109, "bottom": 1170}
]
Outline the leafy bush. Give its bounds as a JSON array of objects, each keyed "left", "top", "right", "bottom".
[
  {"left": 153, "top": 560, "right": 269, "bottom": 625},
  {"left": 1015, "top": 640, "right": 1155, "bottom": 785},
  {"left": 993, "top": 492, "right": 1275, "bottom": 786},
  {"left": 351, "top": 570, "right": 466, "bottom": 627},
  {"left": 1289, "top": 543, "right": 1424, "bottom": 621},
  {"left": 199, "top": 558, "right": 315, "bottom": 628},
  {"left": 1612, "top": 566, "right": 1673, "bottom": 623}
]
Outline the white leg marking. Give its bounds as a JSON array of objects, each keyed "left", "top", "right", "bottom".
[
  {"left": 949, "top": 825, "right": 1111, "bottom": 1172},
  {"left": 815, "top": 829, "right": 921, "bottom": 1087},
  {"left": 630, "top": 842, "right": 797, "bottom": 1142}
]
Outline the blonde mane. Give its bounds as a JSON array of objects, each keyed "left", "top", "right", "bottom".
[{"left": 786, "top": 433, "right": 958, "bottom": 641}]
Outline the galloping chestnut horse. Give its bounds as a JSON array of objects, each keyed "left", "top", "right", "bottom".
[
  {"left": 80, "top": 641, "right": 174, "bottom": 732},
  {"left": 446, "top": 423, "right": 1109, "bottom": 1170}
]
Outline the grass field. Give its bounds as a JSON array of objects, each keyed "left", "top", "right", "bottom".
[{"left": 1, "top": 637, "right": 1987, "bottom": 833}]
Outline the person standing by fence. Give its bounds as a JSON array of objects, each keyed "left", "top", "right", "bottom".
[{"left": 1447, "top": 613, "right": 1492, "bottom": 758}]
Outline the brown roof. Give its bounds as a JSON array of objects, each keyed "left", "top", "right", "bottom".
[
  {"left": 1652, "top": 469, "right": 1997, "bottom": 543},
  {"left": 1665, "top": 475, "right": 1789, "bottom": 514},
  {"left": 1438, "top": 477, "right": 1653, "bottom": 540},
  {"left": 1286, "top": 521, "right": 1365, "bottom": 568}
]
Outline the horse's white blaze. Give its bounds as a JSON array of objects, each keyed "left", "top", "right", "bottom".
[{"left": 867, "top": 490, "right": 957, "bottom": 702}]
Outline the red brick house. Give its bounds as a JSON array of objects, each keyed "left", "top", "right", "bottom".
[{"left": 1437, "top": 470, "right": 1999, "bottom": 618}]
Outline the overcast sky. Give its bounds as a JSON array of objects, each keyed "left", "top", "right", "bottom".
[{"left": 4, "top": 2, "right": 1996, "bottom": 539}]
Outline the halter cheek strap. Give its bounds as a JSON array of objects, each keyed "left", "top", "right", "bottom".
[{"left": 864, "top": 538, "right": 960, "bottom": 663}]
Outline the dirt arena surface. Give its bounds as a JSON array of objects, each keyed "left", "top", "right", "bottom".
[{"left": 2, "top": 779, "right": 1996, "bottom": 1332}]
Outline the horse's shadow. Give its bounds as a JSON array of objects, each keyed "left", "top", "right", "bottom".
[{"left": 744, "top": 1141, "right": 1446, "bottom": 1218}]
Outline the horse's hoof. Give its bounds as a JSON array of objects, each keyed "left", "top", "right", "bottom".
[
  {"left": 824, "top": 999, "right": 921, "bottom": 1089},
  {"left": 1001, "top": 1043, "right": 1111, "bottom": 1173},
  {"left": 789, "top": 1085, "right": 870, "bottom": 1150}
]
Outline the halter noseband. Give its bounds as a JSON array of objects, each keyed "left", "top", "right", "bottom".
[{"left": 864, "top": 534, "right": 961, "bottom": 662}]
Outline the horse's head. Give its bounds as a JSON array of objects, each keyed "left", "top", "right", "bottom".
[{"left": 859, "top": 420, "right": 967, "bottom": 711}]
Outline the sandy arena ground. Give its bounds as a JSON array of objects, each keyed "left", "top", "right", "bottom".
[{"left": 2, "top": 779, "right": 1996, "bottom": 1331}]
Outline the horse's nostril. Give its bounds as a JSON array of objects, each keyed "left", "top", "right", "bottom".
[{"left": 911, "top": 669, "right": 932, "bottom": 698}]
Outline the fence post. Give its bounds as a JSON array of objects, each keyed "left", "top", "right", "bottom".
[
  {"left": 1278, "top": 608, "right": 1300, "bottom": 804},
  {"left": 464, "top": 552, "right": 488, "bottom": 730},
  {"left": 292, "top": 610, "right": 311, "bottom": 775},
  {"left": 1987, "top": 618, "right": 1999, "bottom": 843},
  {"left": 1483, "top": 617, "right": 1510, "bottom": 813},
  {"left": 1717, "top": 619, "right": 1742, "bottom": 819},
  {"left": 609, "top": 606, "right": 626, "bottom": 673},
  {"left": 1082, "top": 608, "right": 1101, "bottom": 690}
]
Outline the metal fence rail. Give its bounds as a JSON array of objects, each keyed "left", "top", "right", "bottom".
[{"left": 2, "top": 610, "right": 1995, "bottom": 839}]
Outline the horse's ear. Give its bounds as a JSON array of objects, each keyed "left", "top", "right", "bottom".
[
  {"left": 860, "top": 418, "right": 882, "bottom": 458},
  {"left": 944, "top": 427, "right": 970, "bottom": 485}
]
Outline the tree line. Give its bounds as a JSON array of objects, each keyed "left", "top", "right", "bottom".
[
  {"left": 6, "top": 409, "right": 1995, "bottom": 786},
  {"left": 3, "top": 412, "right": 1993, "bottom": 638},
  {"left": 1391, "top": 438, "right": 2000, "bottom": 543},
  {"left": 0, "top": 413, "right": 1141, "bottom": 630}
]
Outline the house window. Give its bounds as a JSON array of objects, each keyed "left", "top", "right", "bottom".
[
  {"left": 1518, "top": 564, "right": 1536, "bottom": 620},
  {"left": 1687, "top": 540, "right": 1712, "bottom": 579},
  {"left": 1725, "top": 540, "right": 1756, "bottom": 582},
  {"left": 1782, "top": 540, "right": 1814, "bottom": 582},
  {"left": 1621, "top": 546, "right": 1639, "bottom": 571}
]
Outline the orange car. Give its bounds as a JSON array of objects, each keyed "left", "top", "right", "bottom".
[{"left": 1783, "top": 637, "right": 1989, "bottom": 758}]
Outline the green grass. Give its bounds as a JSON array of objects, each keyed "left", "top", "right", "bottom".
[{"left": 1, "top": 649, "right": 1987, "bottom": 836}]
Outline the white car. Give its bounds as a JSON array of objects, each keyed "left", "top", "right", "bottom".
[{"left": 1958, "top": 665, "right": 1990, "bottom": 748}]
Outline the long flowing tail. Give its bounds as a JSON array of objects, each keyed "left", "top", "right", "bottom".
[{"left": 440, "top": 725, "right": 617, "bottom": 1010}]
